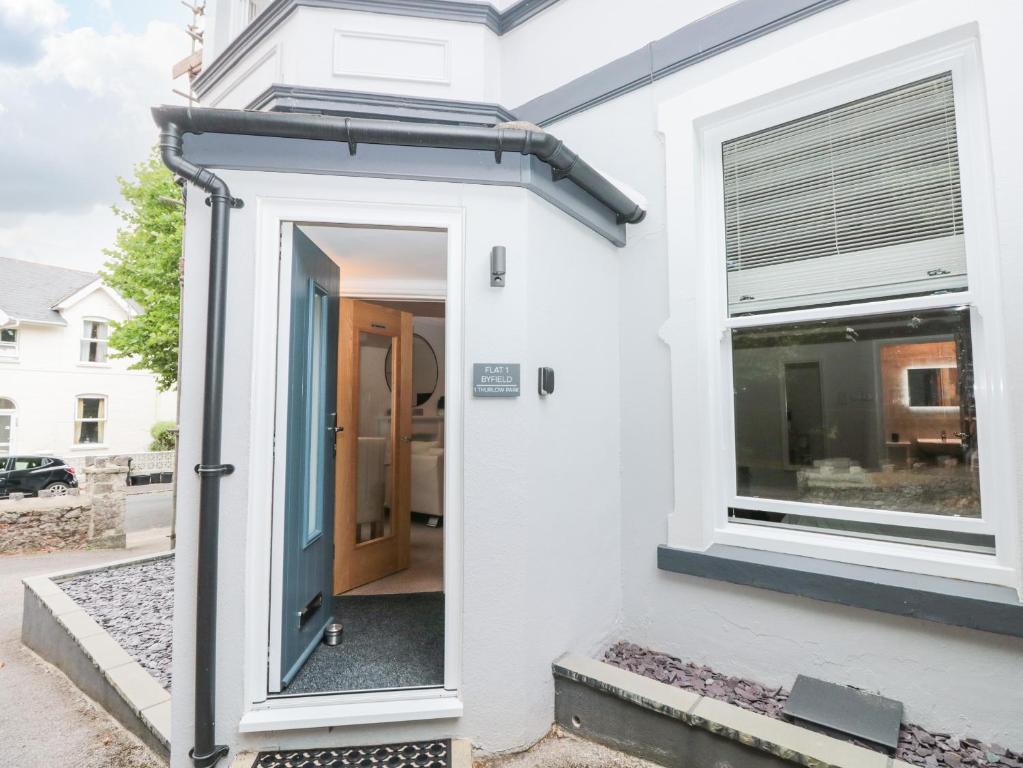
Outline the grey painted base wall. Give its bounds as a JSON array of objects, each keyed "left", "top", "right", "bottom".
[
  {"left": 20, "top": 588, "right": 169, "bottom": 761},
  {"left": 555, "top": 676, "right": 788, "bottom": 768},
  {"left": 657, "top": 544, "right": 1023, "bottom": 638}
]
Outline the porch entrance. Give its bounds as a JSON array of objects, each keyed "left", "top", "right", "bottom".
[{"left": 270, "top": 222, "right": 448, "bottom": 697}]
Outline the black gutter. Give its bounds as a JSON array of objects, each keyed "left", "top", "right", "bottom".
[
  {"left": 152, "top": 103, "right": 644, "bottom": 768},
  {"left": 153, "top": 105, "right": 646, "bottom": 224},
  {"left": 156, "top": 121, "right": 238, "bottom": 768}
]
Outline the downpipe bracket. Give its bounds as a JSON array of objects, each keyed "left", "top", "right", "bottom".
[
  {"left": 204, "top": 195, "right": 244, "bottom": 209},
  {"left": 194, "top": 463, "right": 235, "bottom": 477},
  {"left": 190, "top": 745, "right": 230, "bottom": 768}
]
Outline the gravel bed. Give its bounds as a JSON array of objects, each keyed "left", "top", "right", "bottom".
[
  {"left": 60, "top": 556, "right": 175, "bottom": 690},
  {"left": 604, "top": 642, "right": 1021, "bottom": 767}
]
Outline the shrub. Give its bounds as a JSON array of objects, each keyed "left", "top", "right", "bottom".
[{"left": 150, "top": 421, "right": 177, "bottom": 452}]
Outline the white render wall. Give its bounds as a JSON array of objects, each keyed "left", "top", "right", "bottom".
[
  {"left": 202, "top": 6, "right": 502, "bottom": 109},
  {"left": 0, "top": 288, "right": 174, "bottom": 457},
  {"left": 170, "top": 172, "right": 621, "bottom": 767},
  {"left": 535, "top": 0, "right": 1023, "bottom": 748},
  {"left": 181, "top": 0, "right": 1023, "bottom": 755}
]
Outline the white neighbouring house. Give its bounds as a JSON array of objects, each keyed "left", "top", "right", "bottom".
[
  {"left": 165, "top": 1, "right": 1023, "bottom": 767},
  {"left": 0, "top": 257, "right": 176, "bottom": 458}
]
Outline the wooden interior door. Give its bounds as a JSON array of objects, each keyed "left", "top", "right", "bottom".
[{"left": 333, "top": 299, "right": 413, "bottom": 594}]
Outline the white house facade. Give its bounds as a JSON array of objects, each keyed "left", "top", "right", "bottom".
[
  {"left": 167, "top": 1, "right": 1023, "bottom": 766},
  {"left": 0, "top": 258, "right": 176, "bottom": 459}
]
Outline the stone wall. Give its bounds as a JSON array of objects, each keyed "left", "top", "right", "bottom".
[{"left": 0, "top": 460, "right": 128, "bottom": 553}]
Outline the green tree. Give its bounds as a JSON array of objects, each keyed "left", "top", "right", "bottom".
[{"left": 101, "top": 148, "right": 182, "bottom": 391}]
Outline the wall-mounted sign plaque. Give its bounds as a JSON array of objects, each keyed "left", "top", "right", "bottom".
[{"left": 472, "top": 363, "right": 520, "bottom": 397}]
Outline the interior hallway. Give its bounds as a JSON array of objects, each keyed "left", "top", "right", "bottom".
[{"left": 345, "top": 522, "right": 443, "bottom": 596}]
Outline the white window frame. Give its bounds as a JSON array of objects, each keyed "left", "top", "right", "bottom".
[
  {"left": 659, "top": 28, "right": 1020, "bottom": 592},
  {"left": 240, "top": 195, "right": 464, "bottom": 731},
  {"left": 0, "top": 326, "right": 18, "bottom": 360},
  {"left": 73, "top": 394, "right": 108, "bottom": 448},
  {"left": 79, "top": 318, "right": 110, "bottom": 365}
]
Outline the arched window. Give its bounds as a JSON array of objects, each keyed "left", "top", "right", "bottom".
[{"left": 0, "top": 397, "right": 16, "bottom": 454}]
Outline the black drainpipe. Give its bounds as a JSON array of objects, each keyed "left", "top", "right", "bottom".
[
  {"left": 158, "top": 122, "right": 238, "bottom": 768},
  {"left": 153, "top": 105, "right": 645, "bottom": 768}
]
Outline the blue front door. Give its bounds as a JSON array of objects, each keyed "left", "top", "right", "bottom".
[{"left": 280, "top": 227, "right": 339, "bottom": 688}]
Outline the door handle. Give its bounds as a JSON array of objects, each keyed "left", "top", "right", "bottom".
[{"left": 328, "top": 413, "right": 343, "bottom": 457}]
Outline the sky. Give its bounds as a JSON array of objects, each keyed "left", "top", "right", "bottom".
[{"left": 0, "top": 0, "right": 192, "bottom": 272}]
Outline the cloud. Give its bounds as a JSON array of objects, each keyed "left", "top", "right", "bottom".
[
  {"left": 0, "top": 0, "right": 68, "bottom": 64},
  {"left": 0, "top": 18, "right": 182, "bottom": 230},
  {"left": 0, "top": 0, "right": 67, "bottom": 28},
  {"left": 0, "top": 203, "right": 118, "bottom": 271},
  {"left": 35, "top": 21, "right": 179, "bottom": 97}
]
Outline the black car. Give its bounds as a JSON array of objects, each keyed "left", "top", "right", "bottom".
[{"left": 0, "top": 456, "right": 78, "bottom": 498}]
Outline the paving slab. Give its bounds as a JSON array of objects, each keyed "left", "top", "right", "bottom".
[{"left": 476, "top": 730, "right": 662, "bottom": 768}]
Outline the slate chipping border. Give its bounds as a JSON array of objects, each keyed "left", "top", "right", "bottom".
[
  {"left": 603, "top": 642, "right": 1021, "bottom": 768},
  {"left": 60, "top": 554, "right": 174, "bottom": 689},
  {"left": 21, "top": 551, "right": 174, "bottom": 762}
]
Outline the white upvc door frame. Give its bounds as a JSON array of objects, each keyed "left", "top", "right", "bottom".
[
  {"left": 242, "top": 195, "right": 465, "bottom": 731},
  {"left": 659, "top": 21, "right": 1021, "bottom": 593}
]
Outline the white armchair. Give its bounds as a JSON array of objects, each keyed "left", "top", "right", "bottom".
[{"left": 410, "top": 441, "right": 444, "bottom": 520}]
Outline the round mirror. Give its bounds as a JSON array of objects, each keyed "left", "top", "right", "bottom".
[{"left": 385, "top": 333, "right": 439, "bottom": 407}]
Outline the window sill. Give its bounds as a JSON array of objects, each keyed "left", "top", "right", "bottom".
[
  {"left": 657, "top": 543, "right": 1023, "bottom": 638},
  {"left": 69, "top": 444, "right": 108, "bottom": 451},
  {"left": 238, "top": 693, "right": 462, "bottom": 732},
  {"left": 76, "top": 363, "right": 111, "bottom": 369}
]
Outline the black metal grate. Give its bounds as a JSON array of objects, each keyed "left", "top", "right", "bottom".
[{"left": 254, "top": 740, "right": 451, "bottom": 768}]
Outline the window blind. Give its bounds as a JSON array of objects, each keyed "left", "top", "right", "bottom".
[{"left": 723, "top": 72, "right": 966, "bottom": 315}]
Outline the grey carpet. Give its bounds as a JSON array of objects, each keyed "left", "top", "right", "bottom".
[{"left": 285, "top": 591, "right": 445, "bottom": 695}]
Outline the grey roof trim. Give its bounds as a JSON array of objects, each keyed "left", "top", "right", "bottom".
[
  {"left": 499, "top": 0, "right": 561, "bottom": 33},
  {"left": 515, "top": 0, "right": 850, "bottom": 126},
  {"left": 248, "top": 85, "right": 518, "bottom": 126},
  {"left": 197, "top": 0, "right": 846, "bottom": 126},
  {"left": 180, "top": 131, "right": 626, "bottom": 246},
  {"left": 194, "top": 0, "right": 562, "bottom": 98},
  {"left": 658, "top": 543, "right": 1023, "bottom": 638}
]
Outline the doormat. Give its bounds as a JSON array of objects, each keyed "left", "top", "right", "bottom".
[
  {"left": 254, "top": 740, "right": 451, "bottom": 767},
  {"left": 285, "top": 592, "right": 444, "bottom": 694}
]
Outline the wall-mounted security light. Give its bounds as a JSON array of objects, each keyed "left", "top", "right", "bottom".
[
  {"left": 538, "top": 367, "right": 555, "bottom": 396},
  {"left": 490, "top": 246, "right": 506, "bottom": 287}
]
